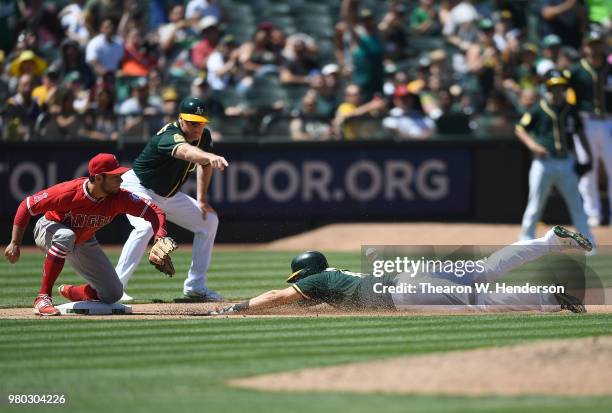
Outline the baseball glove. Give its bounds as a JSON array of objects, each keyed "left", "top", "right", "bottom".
[{"left": 149, "top": 237, "right": 178, "bottom": 276}]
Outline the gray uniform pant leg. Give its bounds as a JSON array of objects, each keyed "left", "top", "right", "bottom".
[
  {"left": 33, "top": 217, "right": 76, "bottom": 253},
  {"left": 66, "top": 238, "right": 124, "bottom": 304}
]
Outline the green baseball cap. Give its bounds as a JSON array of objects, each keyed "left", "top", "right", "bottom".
[
  {"left": 179, "top": 97, "right": 208, "bottom": 123},
  {"left": 479, "top": 18, "right": 494, "bottom": 31},
  {"left": 542, "top": 34, "right": 562, "bottom": 48}
]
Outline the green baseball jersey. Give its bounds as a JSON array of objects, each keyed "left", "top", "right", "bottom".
[
  {"left": 132, "top": 122, "right": 214, "bottom": 197},
  {"left": 516, "top": 99, "right": 583, "bottom": 157},
  {"left": 292, "top": 269, "right": 396, "bottom": 309},
  {"left": 569, "top": 59, "right": 610, "bottom": 115}
]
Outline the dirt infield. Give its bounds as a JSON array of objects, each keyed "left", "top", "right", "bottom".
[
  {"left": 2, "top": 303, "right": 612, "bottom": 319},
  {"left": 265, "top": 223, "right": 612, "bottom": 251},
  {"left": 229, "top": 336, "right": 612, "bottom": 396}
]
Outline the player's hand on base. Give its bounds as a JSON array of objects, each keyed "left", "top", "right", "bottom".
[{"left": 4, "top": 242, "right": 20, "bottom": 264}]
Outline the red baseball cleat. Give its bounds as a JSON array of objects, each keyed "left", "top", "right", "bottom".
[{"left": 33, "top": 294, "right": 60, "bottom": 316}]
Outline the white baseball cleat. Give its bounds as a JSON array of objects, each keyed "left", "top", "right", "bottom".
[
  {"left": 120, "top": 292, "right": 134, "bottom": 302},
  {"left": 183, "top": 288, "right": 224, "bottom": 302}
]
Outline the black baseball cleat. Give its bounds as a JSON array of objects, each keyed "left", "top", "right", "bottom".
[
  {"left": 552, "top": 226, "right": 593, "bottom": 252},
  {"left": 554, "top": 290, "right": 587, "bottom": 313}
]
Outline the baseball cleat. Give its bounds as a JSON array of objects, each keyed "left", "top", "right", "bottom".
[
  {"left": 552, "top": 226, "right": 593, "bottom": 252},
  {"left": 183, "top": 288, "right": 224, "bottom": 302},
  {"left": 34, "top": 294, "right": 61, "bottom": 316},
  {"left": 120, "top": 292, "right": 134, "bottom": 302},
  {"left": 554, "top": 291, "right": 587, "bottom": 313},
  {"left": 58, "top": 284, "right": 74, "bottom": 301}
]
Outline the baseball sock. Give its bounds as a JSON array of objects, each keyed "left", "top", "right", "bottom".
[
  {"left": 67, "top": 284, "right": 99, "bottom": 301},
  {"left": 39, "top": 245, "right": 67, "bottom": 296}
]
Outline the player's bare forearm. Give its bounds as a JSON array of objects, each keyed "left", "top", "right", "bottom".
[
  {"left": 10, "top": 225, "right": 26, "bottom": 246},
  {"left": 173, "top": 144, "right": 228, "bottom": 170},
  {"left": 197, "top": 164, "right": 213, "bottom": 203},
  {"left": 248, "top": 287, "right": 304, "bottom": 309},
  {"left": 515, "top": 126, "right": 548, "bottom": 157}
]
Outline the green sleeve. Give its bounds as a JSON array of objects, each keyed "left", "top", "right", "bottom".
[
  {"left": 158, "top": 132, "right": 188, "bottom": 157},
  {"left": 293, "top": 273, "right": 328, "bottom": 299}
]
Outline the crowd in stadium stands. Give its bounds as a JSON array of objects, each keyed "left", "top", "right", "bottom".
[{"left": 0, "top": 0, "right": 609, "bottom": 142}]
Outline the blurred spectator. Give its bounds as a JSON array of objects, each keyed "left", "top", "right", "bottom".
[
  {"left": 410, "top": 0, "right": 440, "bottom": 36},
  {"left": 122, "top": 28, "right": 158, "bottom": 77},
  {"left": 191, "top": 16, "right": 220, "bottom": 70},
  {"left": 536, "top": 34, "right": 562, "bottom": 76},
  {"left": 80, "top": 86, "right": 118, "bottom": 141},
  {"left": 280, "top": 40, "right": 320, "bottom": 85},
  {"left": 35, "top": 89, "right": 79, "bottom": 141},
  {"left": 0, "top": 51, "right": 9, "bottom": 104},
  {"left": 8, "top": 50, "right": 47, "bottom": 92},
  {"left": 441, "top": 0, "right": 479, "bottom": 51},
  {"left": 59, "top": 0, "right": 90, "bottom": 46},
  {"left": 85, "top": 18, "right": 124, "bottom": 76},
  {"left": 503, "top": 43, "right": 539, "bottom": 95},
  {"left": 333, "top": 83, "right": 386, "bottom": 139},
  {"left": 63, "top": 71, "right": 89, "bottom": 113},
  {"left": 378, "top": 1, "right": 408, "bottom": 61},
  {"left": 383, "top": 69, "right": 409, "bottom": 97},
  {"left": 51, "top": 39, "right": 95, "bottom": 89},
  {"left": 147, "top": 68, "right": 164, "bottom": 101},
  {"left": 7, "top": 29, "right": 41, "bottom": 63},
  {"left": 83, "top": 0, "right": 123, "bottom": 36},
  {"left": 32, "top": 68, "right": 60, "bottom": 110},
  {"left": 557, "top": 46, "right": 579, "bottom": 71},
  {"left": 117, "top": 78, "right": 163, "bottom": 140},
  {"left": 0, "top": 1, "right": 17, "bottom": 53},
  {"left": 190, "top": 76, "right": 224, "bottom": 118},
  {"left": 515, "top": 88, "right": 539, "bottom": 112},
  {"left": 16, "top": 0, "right": 63, "bottom": 50},
  {"left": 477, "top": 90, "right": 515, "bottom": 134},
  {"left": 239, "top": 23, "right": 284, "bottom": 77},
  {"left": 290, "top": 90, "right": 332, "bottom": 141},
  {"left": 383, "top": 85, "right": 436, "bottom": 139},
  {"left": 160, "top": 87, "right": 180, "bottom": 124},
  {"left": 186, "top": 0, "right": 222, "bottom": 21},
  {"left": 317, "top": 64, "right": 343, "bottom": 117},
  {"left": 2, "top": 74, "right": 42, "bottom": 141},
  {"left": 207, "top": 34, "right": 239, "bottom": 91},
  {"left": 158, "top": 4, "right": 196, "bottom": 67},
  {"left": 539, "top": 0, "right": 587, "bottom": 49},
  {"left": 340, "top": 0, "right": 384, "bottom": 100},
  {"left": 466, "top": 18, "right": 501, "bottom": 106}
]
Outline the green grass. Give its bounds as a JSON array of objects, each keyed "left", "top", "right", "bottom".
[{"left": 1, "top": 250, "right": 612, "bottom": 412}]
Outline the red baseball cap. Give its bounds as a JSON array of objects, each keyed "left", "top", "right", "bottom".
[{"left": 88, "top": 153, "right": 130, "bottom": 176}]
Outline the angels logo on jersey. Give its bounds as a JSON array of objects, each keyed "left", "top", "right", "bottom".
[
  {"left": 32, "top": 192, "right": 48, "bottom": 204},
  {"left": 62, "top": 212, "right": 112, "bottom": 228}
]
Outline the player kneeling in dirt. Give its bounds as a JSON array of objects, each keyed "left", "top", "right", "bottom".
[
  {"left": 207, "top": 226, "right": 592, "bottom": 316},
  {"left": 4, "top": 153, "right": 177, "bottom": 316}
]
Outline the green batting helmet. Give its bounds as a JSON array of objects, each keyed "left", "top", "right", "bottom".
[
  {"left": 179, "top": 97, "right": 208, "bottom": 123},
  {"left": 287, "top": 251, "right": 329, "bottom": 283}
]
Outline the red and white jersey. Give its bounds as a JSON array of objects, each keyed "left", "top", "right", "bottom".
[{"left": 15, "top": 178, "right": 167, "bottom": 244}]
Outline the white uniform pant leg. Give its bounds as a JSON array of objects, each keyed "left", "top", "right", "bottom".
[
  {"left": 578, "top": 116, "right": 612, "bottom": 222},
  {"left": 520, "top": 159, "right": 554, "bottom": 240},
  {"left": 67, "top": 238, "right": 124, "bottom": 304},
  {"left": 114, "top": 170, "right": 159, "bottom": 287},
  {"left": 164, "top": 191, "right": 219, "bottom": 293},
  {"left": 555, "top": 157, "right": 596, "bottom": 244},
  {"left": 479, "top": 291, "right": 560, "bottom": 312},
  {"left": 477, "top": 229, "right": 563, "bottom": 282}
]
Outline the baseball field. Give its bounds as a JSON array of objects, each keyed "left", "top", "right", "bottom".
[{"left": 2, "top": 225, "right": 612, "bottom": 412}]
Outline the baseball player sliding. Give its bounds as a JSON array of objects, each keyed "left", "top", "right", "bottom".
[
  {"left": 115, "top": 97, "right": 229, "bottom": 302},
  {"left": 206, "top": 226, "right": 592, "bottom": 316},
  {"left": 4, "top": 154, "right": 177, "bottom": 316}
]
